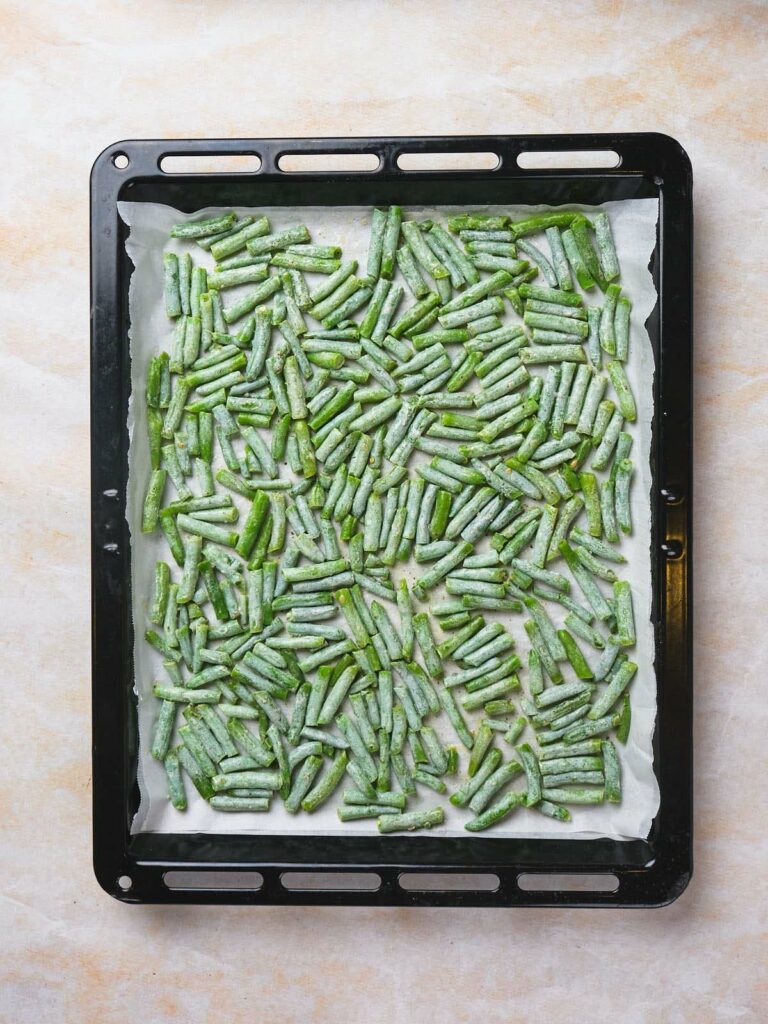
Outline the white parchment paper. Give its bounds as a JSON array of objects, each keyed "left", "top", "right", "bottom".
[{"left": 121, "top": 198, "right": 659, "bottom": 839}]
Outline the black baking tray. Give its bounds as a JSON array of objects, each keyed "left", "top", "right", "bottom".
[{"left": 91, "top": 134, "right": 692, "bottom": 907}]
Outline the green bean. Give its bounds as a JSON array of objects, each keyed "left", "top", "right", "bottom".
[
  {"left": 599, "top": 479, "right": 618, "bottom": 540},
  {"left": 612, "top": 579, "right": 636, "bottom": 647},
  {"left": 171, "top": 212, "right": 238, "bottom": 241},
  {"left": 337, "top": 776, "right": 385, "bottom": 808},
  {"left": 469, "top": 759, "right": 524, "bottom": 814},
  {"left": 425, "top": 231, "right": 463, "bottom": 288},
  {"left": 599, "top": 283, "right": 620, "bottom": 355},
  {"left": 606, "top": 360, "right": 637, "bottom": 422},
  {"left": 597, "top": 740, "right": 621, "bottom": 802},
  {"left": 542, "top": 770, "right": 604, "bottom": 787},
  {"left": 467, "top": 240, "right": 516, "bottom": 256},
  {"left": 344, "top": 395, "right": 400, "bottom": 436},
  {"left": 388, "top": 293, "right": 440, "bottom": 341},
  {"left": 271, "top": 252, "right": 340, "bottom": 274},
  {"left": 570, "top": 544, "right": 615, "bottom": 586},
  {"left": 214, "top": 250, "right": 266, "bottom": 272},
  {"left": 207, "top": 265, "right": 269, "bottom": 291},
  {"left": 464, "top": 789, "right": 526, "bottom": 831},
  {"left": 335, "top": 713, "right": 376, "bottom": 779},
  {"left": 463, "top": 632, "right": 517, "bottom": 667},
  {"left": 365, "top": 208, "right": 387, "bottom": 281},
  {"left": 161, "top": 252, "right": 182, "bottom": 318},
  {"left": 245, "top": 225, "right": 310, "bottom": 258},
  {"left": 500, "top": 715, "right": 526, "bottom": 747},
  {"left": 401, "top": 662, "right": 438, "bottom": 717},
  {"left": 202, "top": 219, "right": 264, "bottom": 260},
  {"left": 323, "top": 285, "right": 373, "bottom": 329},
  {"left": 561, "top": 227, "right": 595, "bottom": 290},
  {"left": 335, "top": 804, "right": 395, "bottom": 821},
  {"left": 153, "top": 684, "right": 218, "bottom": 704},
  {"left": 284, "top": 755, "right": 323, "bottom": 813},
  {"left": 539, "top": 787, "right": 604, "bottom": 805},
  {"left": 388, "top": 750, "right": 415, "bottom": 795},
  {"left": 163, "top": 749, "right": 187, "bottom": 809},
  {"left": 379, "top": 205, "right": 402, "bottom": 280},
  {"left": 508, "top": 211, "right": 579, "bottom": 237},
  {"left": 409, "top": 768, "right": 444, "bottom": 794},
  {"left": 222, "top": 277, "right": 282, "bottom": 325},
  {"left": 614, "top": 458, "right": 634, "bottom": 535},
  {"left": 447, "top": 214, "right": 508, "bottom": 233},
  {"left": 394, "top": 244, "right": 428, "bottom": 299},
  {"left": 458, "top": 229, "right": 512, "bottom": 243},
  {"left": 591, "top": 211, "right": 619, "bottom": 282},
  {"left": 357, "top": 279, "right": 391, "bottom": 343},
  {"left": 540, "top": 226, "right": 572, "bottom": 291},
  {"left": 208, "top": 795, "right": 270, "bottom": 811},
  {"left": 399, "top": 220, "right": 447, "bottom": 281},
  {"left": 408, "top": 612, "right": 440, "bottom": 678},
  {"left": 175, "top": 252, "right": 192, "bottom": 316},
  {"left": 149, "top": 698, "right": 176, "bottom": 761},
  {"left": 612, "top": 693, "right": 631, "bottom": 745},
  {"left": 377, "top": 807, "right": 444, "bottom": 833},
  {"left": 562, "top": 368, "right": 591, "bottom": 435},
  {"left": 340, "top": 755, "right": 376, "bottom": 800},
  {"left": 431, "top": 223, "right": 480, "bottom": 285},
  {"left": 540, "top": 754, "right": 603, "bottom": 776},
  {"left": 309, "top": 276, "right": 362, "bottom": 323},
  {"left": 571, "top": 216, "right": 604, "bottom": 289}
]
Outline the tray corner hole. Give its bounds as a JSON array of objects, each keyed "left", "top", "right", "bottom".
[
  {"left": 117, "top": 874, "right": 133, "bottom": 892},
  {"left": 163, "top": 870, "right": 264, "bottom": 891},
  {"left": 398, "top": 872, "right": 500, "bottom": 893},
  {"left": 516, "top": 150, "right": 621, "bottom": 170},
  {"left": 517, "top": 872, "right": 618, "bottom": 893},
  {"left": 661, "top": 539, "right": 684, "bottom": 560},
  {"left": 661, "top": 487, "right": 684, "bottom": 506},
  {"left": 280, "top": 871, "right": 381, "bottom": 892},
  {"left": 159, "top": 154, "right": 262, "bottom": 175},
  {"left": 276, "top": 153, "right": 381, "bottom": 174},
  {"left": 396, "top": 151, "right": 500, "bottom": 172},
  {"left": 112, "top": 152, "right": 129, "bottom": 170}
]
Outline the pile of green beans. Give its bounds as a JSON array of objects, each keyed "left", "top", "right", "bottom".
[{"left": 143, "top": 206, "right": 638, "bottom": 832}]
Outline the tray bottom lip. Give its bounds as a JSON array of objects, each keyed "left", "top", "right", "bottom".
[
  {"left": 95, "top": 856, "right": 691, "bottom": 909},
  {"left": 94, "top": 831, "right": 689, "bottom": 908}
]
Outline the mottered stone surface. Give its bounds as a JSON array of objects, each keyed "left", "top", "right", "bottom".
[{"left": 0, "top": 0, "right": 765, "bottom": 1021}]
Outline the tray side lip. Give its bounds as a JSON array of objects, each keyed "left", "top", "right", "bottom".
[
  {"left": 650, "top": 128, "right": 694, "bottom": 907},
  {"left": 90, "top": 133, "right": 693, "bottom": 908},
  {"left": 90, "top": 140, "right": 129, "bottom": 902}
]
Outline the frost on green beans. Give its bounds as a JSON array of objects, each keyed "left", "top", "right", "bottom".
[{"left": 143, "top": 205, "right": 639, "bottom": 832}]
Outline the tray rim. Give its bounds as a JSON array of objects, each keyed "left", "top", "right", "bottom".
[{"left": 90, "top": 132, "right": 692, "bottom": 907}]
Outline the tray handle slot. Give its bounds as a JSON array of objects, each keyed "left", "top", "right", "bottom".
[
  {"left": 517, "top": 149, "right": 621, "bottom": 170},
  {"left": 395, "top": 150, "right": 500, "bottom": 172},
  {"left": 517, "top": 872, "right": 618, "bottom": 893},
  {"left": 159, "top": 153, "right": 262, "bottom": 174},
  {"left": 398, "top": 872, "right": 499, "bottom": 892},
  {"left": 280, "top": 871, "right": 381, "bottom": 892},
  {"left": 163, "top": 870, "right": 264, "bottom": 891},
  {"left": 276, "top": 152, "right": 381, "bottom": 173}
]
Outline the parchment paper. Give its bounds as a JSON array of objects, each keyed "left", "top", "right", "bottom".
[{"left": 120, "top": 198, "right": 660, "bottom": 839}]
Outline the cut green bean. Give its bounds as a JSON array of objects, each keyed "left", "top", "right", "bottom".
[
  {"left": 464, "top": 789, "right": 526, "bottom": 831},
  {"left": 143, "top": 205, "right": 644, "bottom": 829},
  {"left": 377, "top": 807, "right": 444, "bottom": 833}
]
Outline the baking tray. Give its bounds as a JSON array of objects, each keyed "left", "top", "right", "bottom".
[{"left": 91, "top": 133, "right": 692, "bottom": 907}]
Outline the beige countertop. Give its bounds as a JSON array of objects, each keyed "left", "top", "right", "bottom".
[{"left": 1, "top": 1, "right": 766, "bottom": 1021}]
